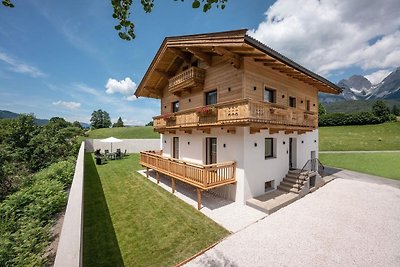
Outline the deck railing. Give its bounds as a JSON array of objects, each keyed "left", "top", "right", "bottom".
[
  {"left": 140, "top": 151, "right": 236, "bottom": 190},
  {"left": 154, "top": 98, "right": 317, "bottom": 129},
  {"left": 168, "top": 67, "right": 206, "bottom": 94}
]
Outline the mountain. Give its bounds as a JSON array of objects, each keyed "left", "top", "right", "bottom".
[
  {"left": 0, "top": 110, "right": 90, "bottom": 128},
  {"left": 0, "top": 110, "right": 49, "bottom": 125},
  {"left": 319, "top": 67, "right": 400, "bottom": 103}
]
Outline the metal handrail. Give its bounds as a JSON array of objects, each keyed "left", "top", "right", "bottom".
[{"left": 296, "top": 158, "right": 325, "bottom": 188}]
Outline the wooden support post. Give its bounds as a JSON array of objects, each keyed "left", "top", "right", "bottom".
[
  {"left": 146, "top": 167, "right": 149, "bottom": 178},
  {"left": 172, "top": 178, "right": 175, "bottom": 193},
  {"left": 197, "top": 188, "right": 201, "bottom": 210},
  {"left": 156, "top": 171, "right": 160, "bottom": 184}
]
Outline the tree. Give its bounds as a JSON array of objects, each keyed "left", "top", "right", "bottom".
[
  {"left": 145, "top": 121, "right": 153, "bottom": 126},
  {"left": 372, "top": 100, "right": 390, "bottom": 122},
  {"left": 90, "top": 109, "right": 112, "bottom": 129},
  {"left": 318, "top": 103, "right": 327, "bottom": 116},
  {"left": 2, "top": 0, "right": 227, "bottom": 41},
  {"left": 113, "top": 117, "right": 124, "bottom": 127},
  {"left": 72, "top": 121, "right": 83, "bottom": 129},
  {"left": 392, "top": 105, "right": 400, "bottom": 116}
]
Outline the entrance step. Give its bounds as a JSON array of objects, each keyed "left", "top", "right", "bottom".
[{"left": 246, "top": 190, "right": 300, "bottom": 214}]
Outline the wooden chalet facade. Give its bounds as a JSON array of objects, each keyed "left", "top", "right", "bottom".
[{"left": 135, "top": 29, "right": 341, "bottom": 208}]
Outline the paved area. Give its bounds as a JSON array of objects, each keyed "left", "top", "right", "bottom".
[
  {"left": 137, "top": 170, "right": 266, "bottom": 233},
  {"left": 185, "top": 170, "right": 400, "bottom": 267}
]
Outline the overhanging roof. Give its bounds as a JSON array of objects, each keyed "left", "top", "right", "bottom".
[{"left": 135, "top": 29, "right": 342, "bottom": 99}]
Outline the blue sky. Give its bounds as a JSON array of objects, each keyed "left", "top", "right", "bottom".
[{"left": 1, "top": 0, "right": 399, "bottom": 125}]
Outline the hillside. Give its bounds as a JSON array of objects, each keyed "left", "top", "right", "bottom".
[
  {"left": 0, "top": 110, "right": 49, "bottom": 126},
  {"left": 0, "top": 110, "right": 90, "bottom": 127},
  {"left": 323, "top": 99, "right": 400, "bottom": 113},
  {"left": 86, "top": 126, "right": 160, "bottom": 139},
  {"left": 319, "top": 121, "right": 400, "bottom": 151}
]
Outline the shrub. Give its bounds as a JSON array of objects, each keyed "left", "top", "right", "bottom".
[
  {"left": 319, "top": 112, "right": 382, "bottom": 126},
  {"left": 0, "top": 159, "right": 75, "bottom": 266}
]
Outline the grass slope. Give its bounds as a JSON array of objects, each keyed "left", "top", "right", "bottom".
[
  {"left": 319, "top": 152, "right": 400, "bottom": 180},
  {"left": 83, "top": 153, "right": 228, "bottom": 266},
  {"left": 319, "top": 122, "right": 400, "bottom": 151},
  {"left": 86, "top": 126, "right": 159, "bottom": 139}
]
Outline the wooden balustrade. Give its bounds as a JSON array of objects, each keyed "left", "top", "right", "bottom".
[
  {"left": 139, "top": 151, "right": 236, "bottom": 190},
  {"left": 168, "top": 67, "right": 206, "bottom": 95},
  {"left": 153, "top": 98, "right": 317, "bottom": 130}
]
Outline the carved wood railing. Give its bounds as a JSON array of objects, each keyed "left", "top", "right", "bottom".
[
  {"left": 168, "top": 67, "right": 206, "bottom": 94},
  {"left": 154, "top": 98, "right": 317, "bottom": 129},
  {"left": 140, "top": 151, "right": 236, "bottom": 190}
]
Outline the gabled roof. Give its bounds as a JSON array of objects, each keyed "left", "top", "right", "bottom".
[{"left": 135, "top": 29, "right": 342, "bottom": 98}]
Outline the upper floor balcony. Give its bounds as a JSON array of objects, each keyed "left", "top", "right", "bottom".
[
  {"left": 153, "top": 99, "right": 318, "bottom": 133},
  {"left": 168, "top": 67, "right": 206, "bottom": 96}
]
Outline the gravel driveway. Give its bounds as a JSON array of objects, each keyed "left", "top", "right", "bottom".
[{"left": 185, "top": 171, "right": 400, "bottom": 266}]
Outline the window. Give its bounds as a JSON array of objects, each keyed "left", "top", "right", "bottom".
[
  {"left": 265, "top": 138, "right": 275, "bottom": 159},
  {"left": 205, "top": 90, "right": 217, "bottom": 105},
  {"left": 264, "top": 87, "right": 276, "bottom": 103},
  {"left": 206, "top": 137, "right": 217, "bottom": 164},
  {"left": 172, "top": 101, "right": 179, "bottom": 112},
  {"left": 306, "top": 100, "right": 311, "bottom": 111},
  {"left": 191, "top": 61, "right": 198, "bottom": 67},
  {"left": 172, "top": 137, "right": 179, "bottom": 159},
  {"left": 289, "top": 97, "right": 296, "bottom": 108}
]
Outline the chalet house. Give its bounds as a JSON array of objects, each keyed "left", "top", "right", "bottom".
[{"left": 135, "top": 29, "right": 341, "bottom": 208}]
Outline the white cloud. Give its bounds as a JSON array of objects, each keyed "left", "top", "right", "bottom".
[
  {"left": 248, "top": 0, "right": 400, "bottom": 76},
  {"left": 52, "top": 100, "right": 81, "bottom": 110},
  {"left": 0, "top": 51, "right": 45, "bottom": 78},
  {"left": 105, "top": 77, "right": 137, "bottom": 101},
  {"left": 364, "top": 69, "right": 392, "bottom": 85}
]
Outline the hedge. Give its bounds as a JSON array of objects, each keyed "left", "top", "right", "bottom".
[{"left": 319, "top": 112, "right": 384, "bottom": 126}]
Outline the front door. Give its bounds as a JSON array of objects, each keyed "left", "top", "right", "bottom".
[
  {"left": 289, "top": 138, "right": 296, "bottom": 169},
  {"left": 206, "top": 138, "right": 217, "bottom": 164},
  {"left": 172, "top": 137, "right": 179, "bottom": 159}
]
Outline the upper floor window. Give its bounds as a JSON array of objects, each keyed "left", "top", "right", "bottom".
[
  {"left": 264, "top": 87, "right": 276, "bottom": 103},
  {"left": 306, "top": 100, "right": 311, "bottom": 111},
  {"left": 205, "top": 90, "right": 217, "bottom": 105},
  {"left": 172, "top": 101, "right": 179, "bottom": 112},
  {"left": 289, "top": 97, "right": 296, "bottom": 108}
]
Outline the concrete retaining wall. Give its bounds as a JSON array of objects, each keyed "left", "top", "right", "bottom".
[
  {"left": 85, "top": 139, "right": 160, "bottom": 153},
  {"left": 54, "top": 142, "right": 85, "bottom": 267}
]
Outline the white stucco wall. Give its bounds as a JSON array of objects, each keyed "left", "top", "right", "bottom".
[
  {"left": 85, "top": 139, "right": 160, "bottom": 153},
  {"left": 242, "top": 129, "right": 319, "bottom": 203},
  {"left": 160, "top": 128, "right": 319, "bottom": 204}
]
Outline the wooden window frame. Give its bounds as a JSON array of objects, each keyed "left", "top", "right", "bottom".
[
  {"left": 205, "top": 89, "right": 218, "bottom": 106},
  {"left": 172, "top": 101, "right": 179, "bottom": 113},
  {"left": 289, "top": 96, "right": 296, "bottom": 108},
  {"left": 264, "top": 87, "right": 276, "bottom": 103}
]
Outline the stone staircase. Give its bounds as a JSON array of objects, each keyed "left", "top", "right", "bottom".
[{"left": 277, "top": 169, "right": 309, "bottom": 194}]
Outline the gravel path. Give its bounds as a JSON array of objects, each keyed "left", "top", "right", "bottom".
[{"left": 185, "top": 176, "right": 400, "bottom": 266}]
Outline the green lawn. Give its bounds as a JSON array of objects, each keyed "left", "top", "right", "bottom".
[
  {"left": 319, "top": 121, "right": 400, "bottom": 151},
  {"left": 319, "top": 152, "right": 400, "bottom": 180},
  {"left": 83, "top": 153, "right": 229, "bottom": 266},
  {"left": 86, "top": 126, "right": 160, "bottom": 139}
]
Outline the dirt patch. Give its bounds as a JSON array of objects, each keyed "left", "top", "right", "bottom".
[{"left": 43, "top": 210, "right": 65, "bottom": 266}]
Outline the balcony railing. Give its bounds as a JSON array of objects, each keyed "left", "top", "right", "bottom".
[
  {"left": 168, "top": 67, "right": 206, "bottom": 95},
  {"left": 140, "top": 151, "right": 236, "bottom": 190},
  {"left": 153, "top": 99, "right": 317, "bottom": 130}
]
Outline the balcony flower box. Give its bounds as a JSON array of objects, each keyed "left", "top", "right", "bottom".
[
  {"left": 162, "top": 113, "right": 176, "bottom": 121},
  {"left": 196, "top": 106, "right": 216, "bottom": 117}
]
